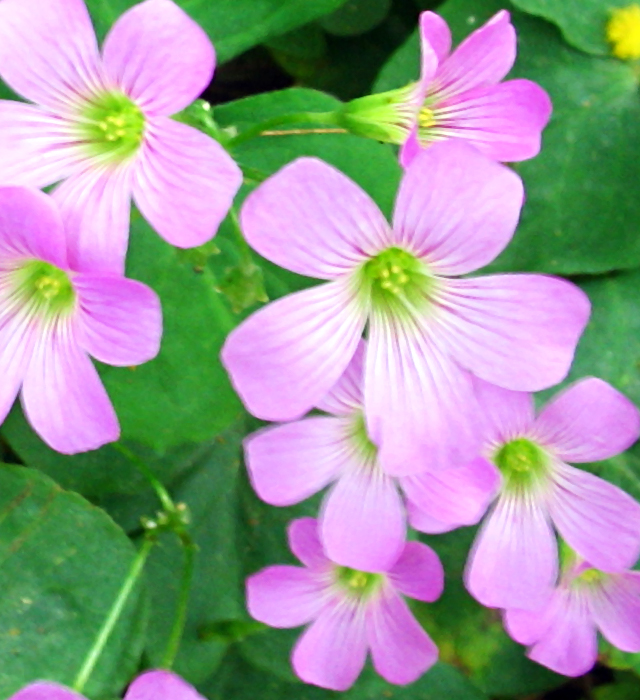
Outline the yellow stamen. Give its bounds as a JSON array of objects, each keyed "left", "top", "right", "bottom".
[
  {"left": 606, "top": 5, "right": 640, "bottom": 60},
  {"left": 418, "top": 106, "right": 436, "bottom": 129}
]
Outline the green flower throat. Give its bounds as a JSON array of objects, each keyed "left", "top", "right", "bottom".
[
  {"left": 79, "top": 92, "right": 145, "bottom": 160},
  {"left": 16, "top": 260, "right": 75, "bottom": 316},
  {"left": 493, "top": 438, "right": 549, "bottom": 493}
]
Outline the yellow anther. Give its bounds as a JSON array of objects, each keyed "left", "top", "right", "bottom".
[
  {"left": 348, "top": 571, "right": 369, "bottom": 588},
  {"left": 398, "top": 273, "right": 409, "bottom": 285},
  {"left": 380, "top": 268, "right": 390, "bottom": 278},
  {"left": 418, "top": 106, "right": 436, "bottom": 129},
  {"left": 607, "top": 4, "right": 640, "bottom": 59},
  {"left": 381, "top": 280, "right": 392, "bottom": 289},
  {"left": 35, "top": 275, "right": 61, "bottom": 299},
  {"left": 390, "top": 264, "right": 401, "bottom": 274}
]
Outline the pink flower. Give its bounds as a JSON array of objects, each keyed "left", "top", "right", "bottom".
[
  {"left": 246, "top": 517, "right": 443, "bottom": 690},
  {"left": 504, "top": 557, "right": 640, "bottom": 677},
  {"left": 465, "top": 378, "right": 640, "bottom": 611},
  {"left": 0, "top": 0, "right": 242, "bottom": 273},
  {"left": 222, "top": 141, "right": 590, "bottom": 476},
  {"left": 400, "top": 10, "right": 552, "bottom": 168},
  {"left": 246, "top": 342, "right": 499, "bottom": 571},
  {"left": 0, "top": 186, "right": 161, "bottom": 454},
  {"left": 9, "top": 670, "right": 205, "bottom": 700}
]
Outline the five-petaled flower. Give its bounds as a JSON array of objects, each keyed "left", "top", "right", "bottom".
[
  {"left": 464, "top": 378, "right": 640, "bottom": 610},
  {"left": 399, "top": 10, "right": 552, "bottom": 167},
  {"left": 247, "top": 517, "right": 443, "bottom": 690},
  {"left": 0, "top": 187, "right": 161, "bottom": 453},
  {"left": 504, "top": 554, "right": 640, "bottom": 677},
  {"left": 246, "top": 341, "right": 499, "bottom": 572},
  {"left": 222, "top": 141, "right": 590, "bottom": 477},
  {"left": 0, "top": 0, "right": 242, "bottom": 273}
]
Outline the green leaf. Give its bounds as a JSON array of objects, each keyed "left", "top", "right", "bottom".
[
  {"left": 509, "top": 0, "right": 630, "bottom": 56},
  {"left": 1, "top": 404, "right": 219, "bottom": 498},
  {"left": 0, "top": 465, "right": 146, "bottom": 698},
  {"left": 86, "top": 0, "right": 350, "bottom": 63},
  {"left": 375, "top": 0, "right": 640, "bottom": 275},
  {"left": 595, "top": 672, "right": 640, "bottom": 700},
  {"left": 98, "top": 210, "right": 244, "bottom": 452},
  {"left": 319, "top": 0, "right": 393, "bottom": 37}
]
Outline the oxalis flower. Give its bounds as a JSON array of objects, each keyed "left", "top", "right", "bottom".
[
  {"left": 504, "top": 554, "right": 640, "bottom": 677},
  {"left": 465, "top": 378, "right": 640, "bottom": 611},
  {"left": 247, "top": 517, "right": 443, "bottom": 691},
  {"left": 399, "top": 10, "right": 552, "bottom": 167},
  {"left": 9, "top": 670, "right": 206, "bottom": 700},
  {"left": 0, "top": 0, "right": 242, "bottom": 273},
  {"left": 0, "top": 187, "right": 161, "bottom": 454},
  {"left": 246, "top": 342, "right": 499, "bottom": 572},
  {"left": 222, "top": 141, "right": 590, "bottom": 476}
]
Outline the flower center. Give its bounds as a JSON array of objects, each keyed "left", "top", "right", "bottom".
[
  {"left": 79, "top": 92, "right": 145, "bottom": 160},
  {"left": 606, "top": 5, "right": 640, "bottom": 59},
  {"left": 335, "top": 566, "right": 384, "bottom": 599},
  {"left": 576, "top": 568, "right": 605, "bottom": 586},
  {"left": 418, "top": 106, "right": 436, "bottom": 129},
  {"left": 361, "top": 247, "right": 433, "bottom": 314},
  {"left": 347, "top": 413, "right": 378, "bottom": 462},
  {"left": 15, "top": 260, "right": 75, "bottom": 316},
  {"left": 493, "top": 438, "right": 549, "bottom": 493}
]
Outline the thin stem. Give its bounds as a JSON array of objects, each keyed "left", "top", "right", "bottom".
[
  {"left": 161, "top": 535, "right": 197, "bottom": 668},
  {"left": 227, "top": 111, "right": 339, "bottom": 148},
  {"left": 73, "top": 535, "right": 155, "bottom": 693},
  {"left": 113, "top": 442, "right": 175, "bottom": 514},
  {"left": 228, "top": 207, "right": 254, "bottom": 272}
]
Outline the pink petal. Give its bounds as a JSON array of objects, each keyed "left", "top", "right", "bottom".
[
  {"left": 367, "top": 589, "right": 438, "bottom": 685},
  {"left": 433, "top": 79, "right": 551, "bottom": 163},
  {"left": 292, "top": 601, "right": 368, "bottom": 691},
  {"left": 533, "top": 378, "right": 640, "bottom": 463},
  {"left": 315, "top": 340, "right": 365, "bottom": 416},
  {"left": 102, "top": 0, "right": 214, "bottom": 116},
  {"left": 472, "top": 378, "right": 535, "bottom": 445},
  {"left": 221, "top": 279, "right": 366, "bottom": 422},
  {"left": 434, "top": 10, "right": 515, "bottom": 99},
  {"left": 527, "top": 589, "right": 598, "bottom": 677},
  {"left": 0, "top": 102, "right": 83, "bottom": 188},
  {"left": 21, "top": 321, "right": 119, "bottom": 454},
  {"left": 52, "top": 164, "right": 133, "bottom": 275},
  {"left": 74, "top": 274, "right": 162, "bottom": 366},
  {"left": 404, "top": 507, "right": 455, "bottom": 534},
  {"left": 465, "top": 492, "right": 558, "bottom": 609},
  {"left": 0, "top": 187, "right": 67, "bottom": 267},
  {"left": 132, "top": 117, "right": 241, "bottom": 248},
  {"left": 437, "top": 275, "right": 591, "bottom": 392},
  {"left": 0, "top": 309, "right": 33, "bottom": 426},
  {"left": 246, "top": 565, "right": 325, "bottom": 628},
  {"left": 240, "top": 157, "right": 391, "bottom": 280},
  {"left": 0, "top": 0, "right": 101, "bottom": 113},
  {"left": 321, "top": 462, "right": 405, "bottom": 572},
  {"left": 503, "top": 602, "right": 554, "bottom": 646},
  {"left": 419, "top": 12, "right": 452, "bottom": 65},
  {"left": 388, "top": 541, "right": 444, "bottom": 602},
  {"left": 591, "top": 572, "right": 640, "bottom": 652},
  {"left": 9, "top": 683, "right": 85, "bottom": 700},
  {"left": 549, "top": 463, "right": 640, "bottom": 573},
  {"left": 244, "top": 417, "right": 347, "bottom": 506},
  {"left": 288, "top": 517, "right": 331, "bottom": 571},
  {"left": 403, "top": 456, "right": 500, "bottom": 531},
  {"left": 365, "top": 311, "right": 480, "bottom": 475},
  {"left": 398, "top": 126, "right": 421, "bottom": 169},
  {"left": 125, "top": 671, "right": 205, "bottom": 700},
  {"left": 391, "top": 141, "right": 524, "bottom": 275}
]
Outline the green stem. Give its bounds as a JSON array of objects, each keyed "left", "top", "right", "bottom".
[
  {"left": 227, "top": 111, "right": 339, "bottom": 148},
  {"left": 73, "top": 535, "right": 155, "bottom": 693},
  {"left": 161, "top": 535, "right": 197, "bottom": 668},
  {"left": 113, "top": 442, "right": 175, "bottom": 515},
  {"left": 229, "top": 207, "right": 255, "bottom": 272}
]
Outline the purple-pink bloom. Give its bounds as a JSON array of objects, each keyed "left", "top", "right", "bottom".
[
  {"left": 0, "top": 186, "right": 161, "bottom": 454},
  {"left": 465, "top": 378, "right": 640, "bottom": 611},
  {"left": 504, "top": 557, "right": 640, "bottom": 677},
  {"left": 0, "top": 0, "right": 242, "bottom": 273},
  {"left": 246, "top": 341, "right": 499, "bottom": 571},
  {"left": 399, "top": 10, "right": 552, "bottom": 168},
  {"left": 246, "top": 517, "right": 443, "bottom": 691},
  {"left": 9, "top": 670, "right": 206, "bottom": 700},
  {"left": 222, "top": 141, "right": 590, "bottom": 476}
]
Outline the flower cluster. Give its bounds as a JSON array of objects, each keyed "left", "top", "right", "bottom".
[{"left": 1, "top": 0, "right": 638, "bottom": 695}]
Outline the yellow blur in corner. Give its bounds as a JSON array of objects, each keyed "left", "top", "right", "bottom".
[{"left": 607, "top": 4, "right": 640, "bottom": 60}]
